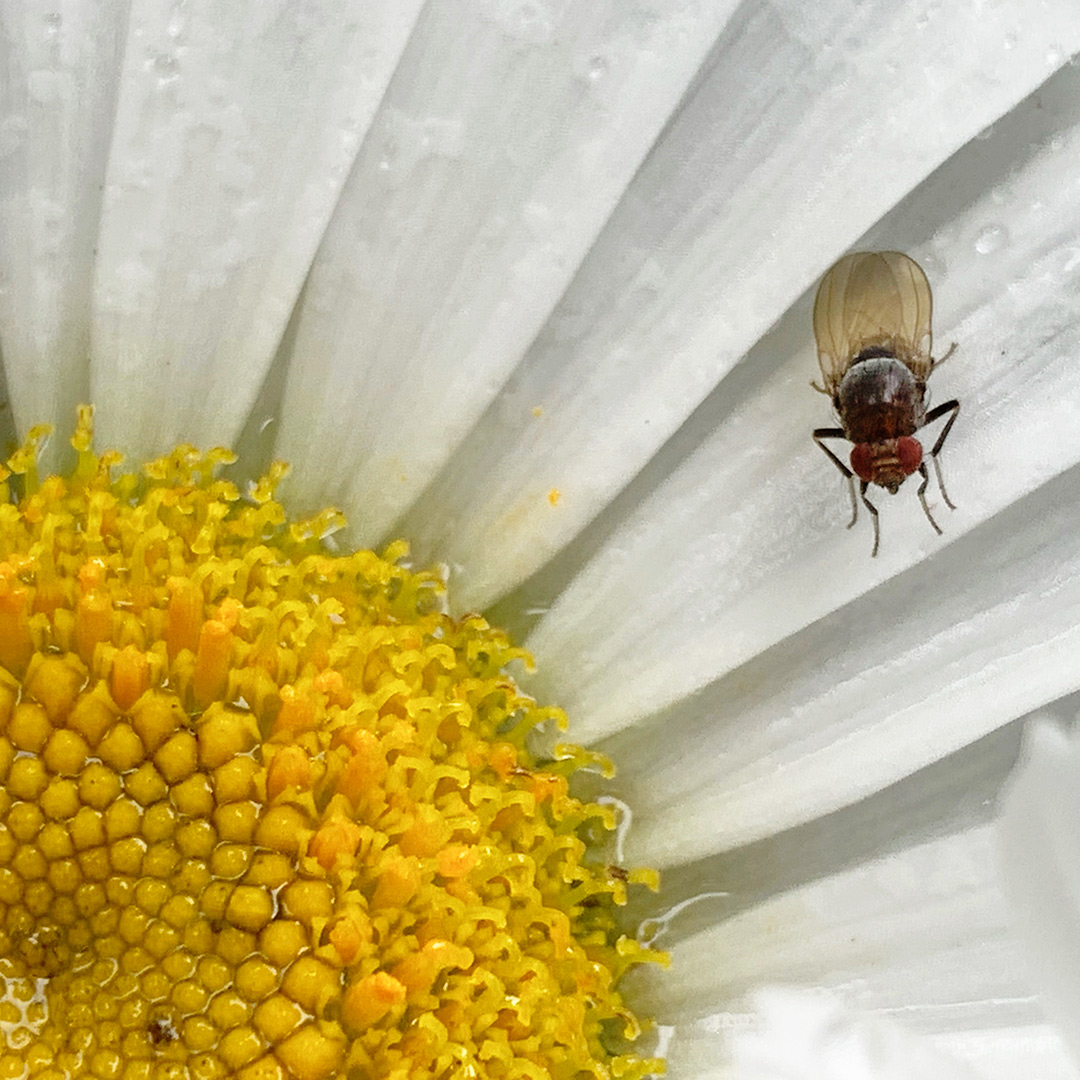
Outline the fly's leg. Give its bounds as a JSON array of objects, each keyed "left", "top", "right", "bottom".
[
  {"left": 916, "top": 462, "right": 943, "bottom": 535},
  {"left": 931, "top": 343, "right": 958, "bottom": 372},
  {"left": 925, "top": 399, "right": 960, "bottom": 510},
  {"left": 859, "top": 480, "right": 880, "bottom": 557},
  {"left": 933, "top": 457, "right": 955, "bottom": 510},
  {"left": 813, "top": 428, "right": 857, "bottom": 527},
  {"left": 844, "top": 476, "right": 857, "bottom": 528}
]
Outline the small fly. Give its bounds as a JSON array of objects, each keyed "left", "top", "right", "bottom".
[{"left": 812, "top": 250, "right": 959, "bottom": 556}]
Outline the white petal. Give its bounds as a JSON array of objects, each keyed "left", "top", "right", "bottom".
[
  {"left": 0, "top": 0, "right": 127, "bottom": 462},
  {"left": 89, "top": 0, "right": 424, "bottom": 460},
  {"left": 526, "top": 61, "right": 1080, "bottom": 746},
  {"left": 998, "top": 720, "right": 1080, "bottom": 1067},
  {"left": 640, "top": 817, "right": 1012, "bottom": 1022},
  {"left": 596, "top": 466, "right": 1080, "bottom": 866},
  {"left": 934, "top": 1024, "right": 1080, "bottom": 1080},
  {"left": 274, "top": 0, "right": 738, "bottom": 531},
  {"left": 652, "top": 1010, "right": 1079, "bottom": 1080},
  {"left": 728, "top": 987, "right": 979, "bottom": 1080},
  {"left": 397, "top": 0, "right": 1080, "bottom": 610},
  {"left": 632, "top": 822, "right": 1073, "bottom": 1077}
]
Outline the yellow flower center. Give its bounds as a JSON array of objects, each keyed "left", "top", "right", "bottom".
[{"left": 0, "top": 408, "right": 663, "bottom": 1080}]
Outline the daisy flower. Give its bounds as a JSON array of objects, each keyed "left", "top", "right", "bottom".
[{"left": 1, "top": 1, "right": 1080, "bottom": 1078}]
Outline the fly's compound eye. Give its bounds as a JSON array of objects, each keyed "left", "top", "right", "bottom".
[
  {"left": 850, "top": 443, "right": 874, "bottom": 482},
  {"left": 897, "top": 436, "right": 923, "bottom": 475}
]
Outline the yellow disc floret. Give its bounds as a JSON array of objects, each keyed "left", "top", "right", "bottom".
[{"left": 0, "top": 408, "right": 665, "bottom": 1080}]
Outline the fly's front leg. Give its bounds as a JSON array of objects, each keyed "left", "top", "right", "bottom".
[
  {"left": 916, "top": 461, "right": 943, "bottom": 535},
  {"left": 813, "top": 427, "right": 856, "bottom": 527},
  {"left": 931, "top": 343, "right": 957, "bottom": 372},
  {"left": 924, "top": 399, "right": 960, "bottom": 510},
  {"left": 859, "top": 480, "right": 881, "bottom": 557}
]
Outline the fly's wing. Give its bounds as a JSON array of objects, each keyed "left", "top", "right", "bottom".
[
  {"left": 813, "top": 251, "right": 934, "bottom": 392},
  {"left": 878, "top": 251, "right": 934, "bottom": 380}
]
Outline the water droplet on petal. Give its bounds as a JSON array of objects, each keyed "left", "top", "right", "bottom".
[
  {"left": 149, "top": 52, "right": 179, "bottom": 84},
  {"left": 486, "top": 0, "right": 553, "bottom": 47},
  {"left": 974, "top": 224, "right": 1007, "bottom": 255}
]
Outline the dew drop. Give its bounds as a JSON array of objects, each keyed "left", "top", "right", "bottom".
[
  {"left": 586, "top": 55, "right": 608, "bottom": 81},
  {"left": 488, "top": 0, "right": 553, "bottom": 47},
  {"left": 149, "top": 52, "right": 179, "bottom": 84},
  {"left": 167, "top": 7, "right": 185, "bottom": 40},
  {"left": 974, "top": 224, "right": 1007, "bottom": 255}
]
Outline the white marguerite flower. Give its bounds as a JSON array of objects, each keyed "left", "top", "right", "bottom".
[{"left": 3, "top": 0, "right": 1080, "bottom": 1077}]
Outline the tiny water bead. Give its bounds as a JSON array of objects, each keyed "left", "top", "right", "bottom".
[
  {"left": 0, "top": 409, "right": 664, "bottom": 1080},
  {"left": 973, "top": 223, "right": 1007, "bottom": 255}
]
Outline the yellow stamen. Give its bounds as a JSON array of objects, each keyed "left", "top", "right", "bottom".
[{"left": 0, "top": 408, "right": 666, "bottom": 1079}]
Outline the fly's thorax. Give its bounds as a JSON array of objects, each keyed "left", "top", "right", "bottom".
[{"left": 837, "top": 356, "right": 927, "bottom": 444}]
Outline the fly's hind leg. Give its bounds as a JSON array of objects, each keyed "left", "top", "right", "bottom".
[
  {"left": 916, "top": 462, "right": 943, "bottom": 535},
  {"left": 925, "top": 399, "right": 960, "bottom": 510},
  {"left": 933, "top": 456, "right": 956, "bottom": 511},
  {"left": 859, "top": 480, "right": 881, "bottom": 557},
  {"left": 813, "top": 427, "right": 857, "bottom": 527},
  {"left": 843, "top": 474, "right": 857, "bottom": 529}
]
